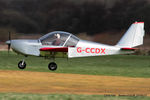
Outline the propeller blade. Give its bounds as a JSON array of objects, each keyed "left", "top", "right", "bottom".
[
  {"left": 8, "top": 32, "right": 11, "bottom": 54},
  {"left": 8, "top": 44, "right": 10, "bottom": 54}
]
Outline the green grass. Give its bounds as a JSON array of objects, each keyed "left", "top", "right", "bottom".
[
  {"left": 0, "top": 93, "right": 149, "bottom": 100},
  {"left": 0, "top": 51, "right": 150, "bottom": 99},
  {"left": 0, "top": 51, "right": 150, "bottom": 77}
]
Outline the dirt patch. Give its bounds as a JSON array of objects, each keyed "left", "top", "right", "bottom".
[
  {"left": 0, "top": 45, "right": 8, "bottom": 51},
  {"left": 0, "top": 70, "right": 150, "bottom": 96}
]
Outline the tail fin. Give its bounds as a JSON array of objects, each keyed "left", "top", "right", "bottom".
[{"left": 116, "top": 22, "right": 145, "bottom": 48}]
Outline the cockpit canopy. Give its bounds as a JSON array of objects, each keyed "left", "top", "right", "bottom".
[{"left": 39, "top": 31, "right": 79, "bottom": 47}]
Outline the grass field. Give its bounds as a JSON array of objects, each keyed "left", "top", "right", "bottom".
[
  {"left": 0, "top": 51, "right": 150, "bottom": 78},
  {"left": 0, "top": 51, "right": 150, "bottom": 100},
  {"left": 0, "top": 93, "right": 150, "bottom": 100}
]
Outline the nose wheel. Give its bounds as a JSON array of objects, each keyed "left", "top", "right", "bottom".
[
  {"left": 18, "top": 60, "right": 26, "bottom": 69},
  {"left": 48, "top": 62, "right": 57, "bottom": 71}
]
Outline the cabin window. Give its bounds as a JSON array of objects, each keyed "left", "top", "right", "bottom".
[{"left": 64, "top": 35, "right": 79, "bottom": 47}]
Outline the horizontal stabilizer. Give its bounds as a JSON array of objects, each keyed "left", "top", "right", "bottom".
[{"left": 121, "top": 48, "right": 138, "bottom": 51}]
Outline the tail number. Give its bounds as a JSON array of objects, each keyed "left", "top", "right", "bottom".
[{"left": 77, "top": 47, "right": 105, "bottom": 54}]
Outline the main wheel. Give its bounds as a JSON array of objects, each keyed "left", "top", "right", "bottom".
[
  {"left": 18, "top": 61, "right": 26, "bottom": 69},
  {"left": 48, "top": 62, "right": 57, "bottom": 71}
]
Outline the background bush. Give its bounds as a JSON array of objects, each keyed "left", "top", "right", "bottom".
[{"left": 0, "top": 0, "right": 150, "bottom": 35}]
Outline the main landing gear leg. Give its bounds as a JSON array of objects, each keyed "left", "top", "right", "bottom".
[
  {"left": 48, "top": 53, "right": 57, "bottom": 71},
  {"left": 18, "top": 59, "right": 26, "bottom": 69}
]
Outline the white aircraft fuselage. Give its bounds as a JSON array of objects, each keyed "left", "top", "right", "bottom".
[{"left": 5, "top": 22, "right": 145, "bottom": 71}]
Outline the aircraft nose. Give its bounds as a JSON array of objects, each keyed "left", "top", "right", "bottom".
[
  {"left": 6, "top": 39, "right": 40, "bottom": 56},
  {"left": 10, "top": 40, "right": 27, "bottom": 54}
]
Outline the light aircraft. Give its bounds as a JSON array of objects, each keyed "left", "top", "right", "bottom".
[{"left": 6, "top": 22, "right": 145, "bottom": 71}]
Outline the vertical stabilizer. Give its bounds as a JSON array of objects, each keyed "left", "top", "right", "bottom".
[{"left": 116, "top": 22, "right": 145, "bottom": 48}]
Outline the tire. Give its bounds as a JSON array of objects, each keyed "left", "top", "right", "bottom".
[
  {"left": 18, "top": 61, "right": 26, "bottom": 69},
  {"left": 48, "top": 62, "right": 57, "bottom": 71}
]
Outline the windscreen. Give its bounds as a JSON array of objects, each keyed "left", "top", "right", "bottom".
[{"left": 40, "top": 31, "right": 79, "bottom": 47}]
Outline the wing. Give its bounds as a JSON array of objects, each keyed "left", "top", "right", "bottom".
[{"left": 40, "top": 47, "right": 68, "bottom": 52}]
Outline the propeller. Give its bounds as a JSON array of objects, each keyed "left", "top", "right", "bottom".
[{"left": 7, "top": 32, "right": 11, "bottom": 54}]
